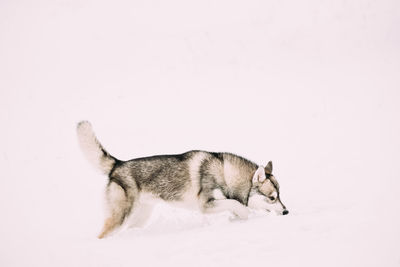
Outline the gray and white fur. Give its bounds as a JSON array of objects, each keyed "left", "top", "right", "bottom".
[{"left": 77, "top": 121, "right": 288, "bottom": 238}]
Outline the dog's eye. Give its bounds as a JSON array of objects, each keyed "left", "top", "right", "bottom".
[{"left": 268, "top": 196, "right": 275, "bottom": 201}]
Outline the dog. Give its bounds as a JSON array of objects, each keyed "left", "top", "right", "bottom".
[{"left": 77, "top": 121, "right": 288, "bottom": 238}]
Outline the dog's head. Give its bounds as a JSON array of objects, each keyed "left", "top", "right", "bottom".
[{"left": 250, "top": 161, "right": 288, "bottom": 215}]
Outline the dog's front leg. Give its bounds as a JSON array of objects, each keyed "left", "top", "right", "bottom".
[
  {"left": 247, "top": 194, "right": 270, "bottom": 211},
  {"left": 202, "top": 199, "right": 249, "bottom": 219}
]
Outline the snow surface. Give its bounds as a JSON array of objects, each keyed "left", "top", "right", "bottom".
[{"left": 1, "top": 0, "right": 400, "bottom": 266}]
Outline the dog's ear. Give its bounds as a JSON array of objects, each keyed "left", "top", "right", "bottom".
[
  {"left": 265, "top": 161, "right": 273, "bottom": 174},
  {"left": 252, "top": 166, "right": 266, "bottom": 184}
]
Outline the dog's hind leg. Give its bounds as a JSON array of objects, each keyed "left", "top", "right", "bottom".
[{"left": 98, "top": 180, "right": 137, "bottom": 239}]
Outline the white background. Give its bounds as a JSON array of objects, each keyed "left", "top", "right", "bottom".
[{"left": 1, "top": 0, "right": 399, "bottom": 266}]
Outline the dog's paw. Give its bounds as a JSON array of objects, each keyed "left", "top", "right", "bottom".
[{"left": 233, "top": 206, "right": 250, "bottom": 219}]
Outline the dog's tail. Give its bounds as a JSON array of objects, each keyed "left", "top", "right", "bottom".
[{"left": 77, "top": 121, "right": 118, "bottom": 175}]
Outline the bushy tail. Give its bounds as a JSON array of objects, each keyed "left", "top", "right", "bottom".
[{"left": 77, "top": 121, "right": 117, "bottom": 175}]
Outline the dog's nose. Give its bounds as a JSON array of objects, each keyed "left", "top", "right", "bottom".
[{"left": 282, "top": 210, "right": 289, "bottom": 215}]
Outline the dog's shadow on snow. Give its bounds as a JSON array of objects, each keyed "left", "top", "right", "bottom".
[{"left": 122, "top": 212, "right": 243, "bottom": 238}]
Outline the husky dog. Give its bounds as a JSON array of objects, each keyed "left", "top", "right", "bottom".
[{"left": 77, "top": 121, "right": 288, "bottom": 238}]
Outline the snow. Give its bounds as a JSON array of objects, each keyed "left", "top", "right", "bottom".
[{"left": 1, "top": 0, "right": 400, "bottom": 266}]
